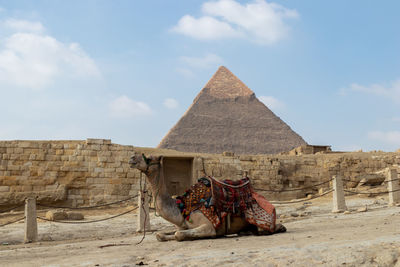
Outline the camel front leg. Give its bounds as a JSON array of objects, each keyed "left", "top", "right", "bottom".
[
  {"left": 174, "top": 224, "right": 216, "bottom": 241},
  {"left": 156, "top": 231, "right": 176, "bottom": 242}
]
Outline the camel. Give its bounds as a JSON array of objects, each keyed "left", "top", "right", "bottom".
[{"left": 129, "top": 152, "right": 286, "bottom": 241}]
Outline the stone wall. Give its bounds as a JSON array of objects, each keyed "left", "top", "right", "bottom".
[
  {"left": 1, "top": 139, "right": 400, "bottom": 208},
  {"left": 0, "top": 139, "right": 139, "bottom": 207}
]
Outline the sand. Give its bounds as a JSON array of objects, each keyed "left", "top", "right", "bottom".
[{"left": 0, "top": 194, "right": 399, "bottom": 267}]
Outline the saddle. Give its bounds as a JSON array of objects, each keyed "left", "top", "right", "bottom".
[{"left": 176, "top": 176, "right": 276, "bottom": 232}]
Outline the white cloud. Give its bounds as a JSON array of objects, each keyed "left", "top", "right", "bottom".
[
  {"left": 259, "top": 95, "right": 285, "bottom": 111},
  {"left": 3, "top": 19, "right": 45, "bottom": 33},
  {"left": 180, "top": 53, "right": 223, "bottom": 69},
  {"left": 0, "top": 19, "right": 100, "bottom": 90},
  {"left": 368, "top": 131, "right": 400, "bottom": 147},
  {"left": 172, "top": 15, "right": 241, "bottom": 40},
  {"left": 109, "top": 96, "right": 152, "bottom": 118},
  {"left": 346, "top": 79, "right": 400, "bottom": 103},
  {"left": 163, "top": 98, "right": 179, "bottom": 109},
  {"left": 171, "top": 0, "right": 298, "bottom": 45}
]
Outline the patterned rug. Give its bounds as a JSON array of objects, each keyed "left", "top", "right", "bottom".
[{"left": 176, "top": 176, "right": 276, "bottom": 233}]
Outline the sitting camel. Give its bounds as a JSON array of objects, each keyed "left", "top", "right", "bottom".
[{"left": 129, "top": 152, "right": 286, "bottom": 241}]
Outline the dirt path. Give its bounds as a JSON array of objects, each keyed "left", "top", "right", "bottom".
[{"left": 1, "top": 196, "right": 400, "bottom": 267}]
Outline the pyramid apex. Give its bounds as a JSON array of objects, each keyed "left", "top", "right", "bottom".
[{"left": 203, "top": 66, "right": 254, "bottom": 99}]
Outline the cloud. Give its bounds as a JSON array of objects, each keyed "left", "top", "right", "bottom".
[
  {"left": 3, "top": 19, "right": 45, "bottom": 33},
  {"left": 163, "top": 98, "right": 179, "bottom": 109},
  {"left": 109, "top": 96, "right": 152, "bottom": 118},
  {"left": 259, "top": 95, "right": 285, "bottom": 111},
  {"left": 180, "top": 53, "right": 223, "bottom": 69},
  {"left": 0, "top": 19, "right": 100, "bottom": 90},
  {"left": 345, "top": 79, "right": 400, "bottom": 103},
  {"left": 368, "top": 131, "right": 400, "bottom": 147},
  {"left": 172, "top": 15, "right": 241, "bottom": 40},
  {"left": 171, "top": 0, "right": 299, "bottom": 45}
]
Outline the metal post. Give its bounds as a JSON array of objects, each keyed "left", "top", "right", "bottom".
[
  {"left": 387, "top": 168, "right": 400, "bottom": 206},
  {"left": 332, "top": 175, "right": 347, "bottom": 213},
  {"left": 24, "top": 197, "right": 38, "bottom": 243},
  {"left": 137, "top": 191, "right": 150, "bottom": 232}
]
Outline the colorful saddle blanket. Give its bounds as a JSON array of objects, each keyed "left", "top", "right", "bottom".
[{"left": 176, "top": 176, "right": 276, "bottom": 233}]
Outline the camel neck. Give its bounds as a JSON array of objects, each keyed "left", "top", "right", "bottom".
[{"left": 144, "top": 167, "right": 186, "bottom": 228}]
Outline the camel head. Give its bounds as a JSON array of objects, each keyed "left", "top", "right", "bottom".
[{"left": 129, "top": 152, "right": 163, "bottom": 173}]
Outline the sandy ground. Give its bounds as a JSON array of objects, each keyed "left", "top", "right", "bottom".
[{"left": 1, "top": 194, "right": 400, "bottom": 267}]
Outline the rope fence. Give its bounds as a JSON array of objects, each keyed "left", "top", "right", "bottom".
[
  {"left": 270, "top": 188, "right": 334, "bottom": 205},
  {"left": 344, "top": 188, "right": 400, "bottom": 195},
  {"left": 254, "top": 178, "right": 333, "bottom": 193},
  {"left": 0, "top": 216, "right": 25, "bottom": 227},
  {"left": 0, "top": 204, "right": 24, "bottom": 214},
  {"left": 37, "top": 194, "right": 139, "bottom": 210},
  {"left": 37, "top": 206, "right": 139, "bottom": 224}
]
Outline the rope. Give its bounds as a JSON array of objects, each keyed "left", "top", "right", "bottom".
[
  {"left": 37, "top": 194, "right": 139, "bottom": 210},
  {"left": 342, "top": 178, "right": 400, "bottom": 183},
  {"left": 270, "top": 189, "right": 334, "bottom": 205},
  {"left": 344, "top": 188, "right": 400, "bottom": 195},
  {"left": 255, "top": 178, "right": 333, "bottom": 193},
  {"left": 0, "top": 217, "right": 25, "bottom": 227},
  {"left": 37, "top": 206, "right": 138, "bottom": 224},
  {"left": 383, "top": 178, "right": 400, "bottom": 183},
  {"left": 137, "top": 172, "right": 147, "bottom": 245},
  {"left": 0, "top": 204, "right": 24, "bottom": 214},
  {"left": 209, "top": 176, "right": 250, "bottom": 188}
]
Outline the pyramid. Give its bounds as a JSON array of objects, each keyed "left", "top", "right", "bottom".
[{"left": 158, "top": 66, "right": 307, "bottom": 155}]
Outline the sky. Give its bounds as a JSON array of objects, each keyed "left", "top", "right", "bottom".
[{"left": 0, "top": 0, "right": 399, "bottom": 152}]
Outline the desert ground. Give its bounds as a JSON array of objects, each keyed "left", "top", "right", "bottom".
[{"left": 1, "top": 193, "right": 400, "bottom": 267}]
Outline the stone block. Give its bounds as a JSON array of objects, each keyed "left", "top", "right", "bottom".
[
  {"left": 67, "top": 212, "right": 84, "bottom": 220},
  {"left": 0, "top": 186, "right": 10, "bottom": 192},
  {"left": 46, "top": 210, "right": 68, "bottom": 221}
]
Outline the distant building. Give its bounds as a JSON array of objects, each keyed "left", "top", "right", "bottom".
[{"left": 158, "top": 66, "right": 307, "bottom": 155}]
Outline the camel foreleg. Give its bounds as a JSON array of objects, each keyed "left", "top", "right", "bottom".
[
  {"left": 174, "top": 224, "right": 216, "bottom": 241},
  {"left": 156, "top": 231, "right": 176, "bottom": 242}
]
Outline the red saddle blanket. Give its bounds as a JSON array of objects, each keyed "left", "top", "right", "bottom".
[{"left": 176, "top": 177, "right": 276, "bottom": 233}]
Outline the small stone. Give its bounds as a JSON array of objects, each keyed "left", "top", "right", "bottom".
[
  {"left": 45, "top": 210, "right": 68, "bottom": 221},
  {"left": 357, "top": 205, "right": 368, "bottom": 212},
  {"left": 67, "top": 212, "right": 84, "bottom": 220},
  {"left": 343, "top": 211, "right": 351, "bottom": 214},
  {"left": 290, "top": 212, "right": 299, "bottom": 217}
]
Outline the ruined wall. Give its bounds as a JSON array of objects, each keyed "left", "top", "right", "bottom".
[
  {"left": 1, "top": 139, "right": 400, "bottom": 208},
  {"left": 0, "top": 139, "right": 139, "bottom": 207}
]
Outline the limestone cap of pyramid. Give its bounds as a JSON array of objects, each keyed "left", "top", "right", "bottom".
[{"left": 202, "top": 66, "right": 254, "bottom": 99}]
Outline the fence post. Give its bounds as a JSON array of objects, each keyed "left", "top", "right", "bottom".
[
  {"left": 137, "top": 191, "right": 150, "bottom": 232},
  {"left": 387, "top": 168, "right": 400, "bottom": 206},
  {"left": 332, "top": 175, "right": 347, "bottom": 213},
  {"left": 24, "top": 197, "right": 38, "bottom": 243}
]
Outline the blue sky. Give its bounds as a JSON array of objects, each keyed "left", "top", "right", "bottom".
[{"left": 0, "top": 0, "right": 399, "bottom": 152}]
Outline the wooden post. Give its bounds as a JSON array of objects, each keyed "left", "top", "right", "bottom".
[
  {"left": 387, "top": 168, "right": 400, "bottom": 206},
  {"left": 332, "top": 175, "right": 347, "bottom": 213},
  {"left": 24, "top": 197, "right": 38, "bottom": 243},
  {"left": 137, "top": 191, "right": 150, "bottom": 232}
]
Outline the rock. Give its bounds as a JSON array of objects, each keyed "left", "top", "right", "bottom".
[
  {"left": 343, "top": 211, "right": 351, "bottom": 215},
  {"left": 373, "top": 249, "right": 399, "bottom": 267},
  {"left": 67, "top": 212, "right": 84, "bottom": 220},
  {"left": 45, "top": 210, "right": 68, "bottom": 221},
  {"left": 357, "top": 205, "right": 368, "bottom": 212},
  {"left": 290, "top": 212, "right": 299, "bottom": 217},
  {"left": 357, "top": 174, "right": 385, "bottom": 186}
]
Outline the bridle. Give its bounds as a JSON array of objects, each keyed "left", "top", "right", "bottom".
[{"left": 142, "top": 154, "right": 161, "bottom": 172}]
